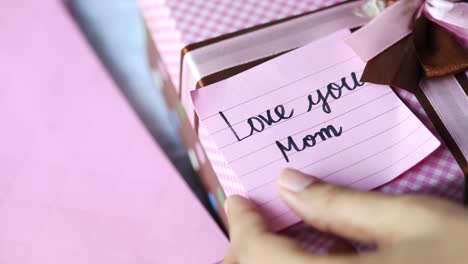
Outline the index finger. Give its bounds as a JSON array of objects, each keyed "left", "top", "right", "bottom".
[{"left": 276, "top": 169, "right": 450, "bottom": 245}]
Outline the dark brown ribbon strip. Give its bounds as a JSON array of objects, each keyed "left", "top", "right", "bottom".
[
  {"left": 413, "top": 16, "right": 468, "bottom": 78},
  {"left": 414, "top": 73, "right": 468, "bottom": 177},
  {"left": 361, "top": 34, "right": 422, "bottom": 93},
  {"left": 195, "top": 51, "right": 291, "bottom": 89}
]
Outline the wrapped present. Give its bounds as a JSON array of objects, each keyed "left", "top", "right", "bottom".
[{"left": 139, "top": 0, "right": 466, "bottom": 253}]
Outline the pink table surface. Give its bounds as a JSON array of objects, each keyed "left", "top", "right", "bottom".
[{"left": 0, "top": 1, "right": 228, "bottom": 263}]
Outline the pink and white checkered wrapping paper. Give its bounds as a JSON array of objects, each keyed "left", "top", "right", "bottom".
[{"left": 138, "top": 0, "right": 464, "bottom": 253}]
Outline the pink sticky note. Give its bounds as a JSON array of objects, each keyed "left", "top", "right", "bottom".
[
  {"left": 0, "top": 1, "right": 227, "bottom": 263},
  {"left": 191, "top": 29, "right": 440, "bottom": 231}
]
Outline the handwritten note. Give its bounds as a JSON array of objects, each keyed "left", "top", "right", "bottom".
[{"left": 191, "top": 30, "right": 440, "bottom": 230}]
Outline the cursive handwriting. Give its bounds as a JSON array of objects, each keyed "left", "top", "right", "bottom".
[
  {"left": 275, "top": 125, "right": 343, "bottom": 162},
  {"left": 307, "top": 72, "right": 364, "bottom": 114},
  {"left": 219, "top": 104, "right": 294, "bottom": 142},
  {"left": 219, "top": 72, "right": 362, "bottom": 150}
]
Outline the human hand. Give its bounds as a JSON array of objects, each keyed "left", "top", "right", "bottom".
[{"left": 223, "top": 168, "right": 468, "bottom": 264}]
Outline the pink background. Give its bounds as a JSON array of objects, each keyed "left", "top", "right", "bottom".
[{"left": 0, "top": 1, "right": 228, "bottom": 263}]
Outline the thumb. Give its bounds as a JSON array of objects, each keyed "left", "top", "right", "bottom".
[{"left": 276, "top": 168, "right": 446, "bottom": 245}]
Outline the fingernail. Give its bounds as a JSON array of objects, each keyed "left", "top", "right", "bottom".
[{"left": 277, "top": 168, "right": 316, "bottom": 192}]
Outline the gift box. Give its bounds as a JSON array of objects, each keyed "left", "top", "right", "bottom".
[{"left": 139, "top": 0, "right": 466, "bottom": 252}]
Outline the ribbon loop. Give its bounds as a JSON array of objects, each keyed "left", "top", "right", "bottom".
[
  {"left": 345, "top": 0, "right": 423, "bottom": 62},
  {"left": 346, "top": 0, "right": 468, "bottom": 92}
]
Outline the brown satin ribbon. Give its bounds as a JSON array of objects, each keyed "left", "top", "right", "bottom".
[
  {"left": 414, "top": 16, "right": 468, "bottom": 78},
  {"left": 361, "top": 34, "right": 422, "bottom": 92},
  {"left": 361, "top": 10, "right": 468, "bottom": 92}
]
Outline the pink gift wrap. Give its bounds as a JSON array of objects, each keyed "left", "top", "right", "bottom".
[{"left": 138, "top": 0, "right": 465, "bottom": 253}]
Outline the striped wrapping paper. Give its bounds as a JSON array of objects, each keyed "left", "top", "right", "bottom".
[{"left": 138, "top": 0, "right": 465, "bottom": 253}]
